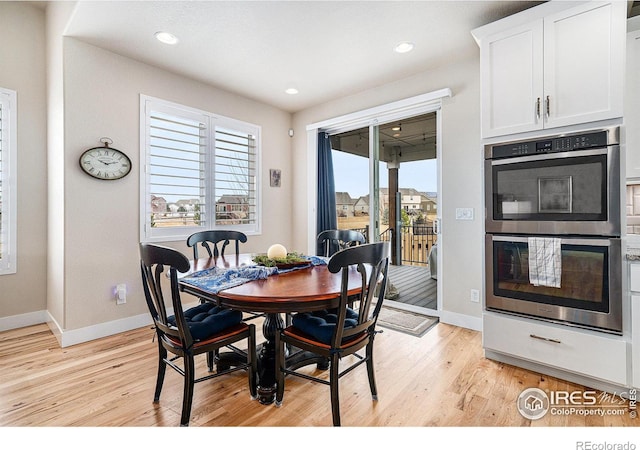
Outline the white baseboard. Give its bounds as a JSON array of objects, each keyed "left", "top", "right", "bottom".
[
  {"left": 378, "top": 300, "right": 482, "bottom": 332},
  {"left": 0, "top": 302, "right": 202, "bottom": 347},
  {"left": 0, "top": 310, "right": 49, "bottom": 332},
  {"left": 439, "top": 310, "right": 482, "bottom": 331},
  {"left": 0, "top": 309, "right": 152, "bottom": 347},
  {"left": 54, "top": 312, "right": 154, "bottom": 348}
]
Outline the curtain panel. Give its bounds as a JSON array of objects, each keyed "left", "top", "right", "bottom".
[{"left": 316, "top": 132, "right": 337, "bottom": 255}]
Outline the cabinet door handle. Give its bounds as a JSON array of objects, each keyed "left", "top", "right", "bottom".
[
  {"left": 530, "top": 333, "right": 561, "bottom": 344},
  {"left": 536, "top": 97, "right": 541, "bottom": 119},
  {"left": 545, "top": 95, "right": 550, "bottom": 118}
]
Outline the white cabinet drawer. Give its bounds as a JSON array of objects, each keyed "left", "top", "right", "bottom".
[
  {"left": 483, "top": 313, "right": 627, "bottom": 385},
  {"left": 630, "top": 263, "right": 640, "bottom": 292}
]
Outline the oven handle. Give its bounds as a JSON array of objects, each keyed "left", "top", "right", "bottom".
[
  {"left": 488, "top": 147, "right": 610, "bottom": 165},
  {"left": 489, "top": 235, "right": 616, "bottom": 247}
]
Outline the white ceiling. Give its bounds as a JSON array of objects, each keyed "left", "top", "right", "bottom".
[{"left": 63, "top": 0, "right": 544, "bottom": 113}]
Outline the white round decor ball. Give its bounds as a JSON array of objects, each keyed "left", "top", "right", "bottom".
[{"left": 267, "top": 244, "right": 287, "bottom": 259}]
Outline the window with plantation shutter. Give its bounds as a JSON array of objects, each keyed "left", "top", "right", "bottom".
[
  {"left": 0, "top": 87, "right": 17, "bottom": 274},
  {"left": 214, "top": 126, "right": 257, "bottom": 227},
  {"left": 140, "top": 96, "right": 261, "bottom": 242}
]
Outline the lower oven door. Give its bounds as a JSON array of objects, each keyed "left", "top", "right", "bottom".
[{"left": 485, "top": 234, "right": 622, "bottom": 334}]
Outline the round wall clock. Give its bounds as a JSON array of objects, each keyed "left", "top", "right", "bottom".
[{"left": 79, "top": 138, "right": 131, "bottom": 180}]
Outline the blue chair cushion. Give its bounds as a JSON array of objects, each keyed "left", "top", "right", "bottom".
[
  {"left": 292, "top": 308, "right": 359, "bottom": 345},
  {"left": 168, "top": 303, "right": 243, "bottom": 341}
]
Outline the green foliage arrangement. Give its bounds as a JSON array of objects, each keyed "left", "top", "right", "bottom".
[{"left": 252, "top": 252, "right": 308, "bottom": 267}]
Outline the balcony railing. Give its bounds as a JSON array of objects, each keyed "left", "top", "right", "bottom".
[{"left": 350, "top": 225, "right": 436, "bottom": 266}]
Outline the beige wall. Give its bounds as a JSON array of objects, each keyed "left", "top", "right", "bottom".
[
  {"left": 0, "top": 3, "right": 48, "bottom": 318},
  {"left": 46, "top": 0, "right": 76, "bottom": 334},
  {"left": 291, "top": 56, "right": 484, "bottom": 324},
  {"left": 61, "top": 38, "right": 293, "bottom": 331}
]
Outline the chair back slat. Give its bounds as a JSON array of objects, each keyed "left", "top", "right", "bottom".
[
  {"left": 317, "top": 229, "right": 366, "bottom": 257},
  {"left": 187, "top": 230, "right": 247, "bottom": 259}
]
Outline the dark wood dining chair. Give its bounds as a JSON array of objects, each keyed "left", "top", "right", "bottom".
[
  {"left": 317, "top": 229, "right": 366, "bottom": 257},
  {"left": 186, "top": 230, "right": 248, "bottom": 259},
  {"left": 139, "top": 243, "right": 257, "bottom": 426},
  {"left": 186, "top": 230, "right": 264, "bottom": 322},
  {"left": 274, "top": 241, "right": 390, "bottom": 426}
]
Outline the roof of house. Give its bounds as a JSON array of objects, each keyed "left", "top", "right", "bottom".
[
  {"left": 355, "top": 196, "right": 369, "bottom": 206},
  {"left": 217, "top": 195, "right": 248, "bottom": 204},
  {"left": 335, "top": 192, "right": 354, "bottom": 205}
]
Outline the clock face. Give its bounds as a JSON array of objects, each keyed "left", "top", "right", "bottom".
[{"left": 79, "top": 147, "right": 132, "bottom": 180}]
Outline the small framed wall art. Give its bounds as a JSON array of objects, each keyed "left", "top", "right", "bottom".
[{"left": 270, "top": 169, "right": 281, "bottom": 187}]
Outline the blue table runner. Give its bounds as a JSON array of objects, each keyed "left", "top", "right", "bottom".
[{"left": 181, "top": 255, "right": 328, "bottom": 294}]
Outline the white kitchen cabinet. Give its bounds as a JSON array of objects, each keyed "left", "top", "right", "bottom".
[
  {"left": 479, "top": 20, "right": 544, "bottom": 137},
  {"left": 632, "top": 294, "right": 640, "bottom": 388},
  {"left": 629, "top": 260, "right": 640, "bottom": 388},
  {"left": 483, "top": 312, "right": 628, "bottom": 386},
  {"left": 626, "top": 26, "right": 640, "bottom": 180},
  {"left": 474, "top": 1, "right": 625, "bottom": 139}
]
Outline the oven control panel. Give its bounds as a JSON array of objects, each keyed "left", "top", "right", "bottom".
[{"left": 489, "top": 129, "right": 610, "bottom": 159}]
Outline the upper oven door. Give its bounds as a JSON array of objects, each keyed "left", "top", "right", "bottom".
[{"left": 485, "top": 146, "right": 621, "bottom": 236}]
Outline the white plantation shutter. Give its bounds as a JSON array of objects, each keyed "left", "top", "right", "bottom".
[
  {"left": 148, "top": 111, "right": 207, "bottom": 229},
  {"left": 0, "top": 88, "right": 17, "bottom": 274},
  {"left": 214, "top": 126, "right": 257, "bottom": 226},
  {"left": 141, "top": 96, "right": 261, "bottom": 242}
]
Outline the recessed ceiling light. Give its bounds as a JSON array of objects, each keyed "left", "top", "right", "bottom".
[
  {"left": 394, "top": 41, "right": 414, "bottom": 54},
  {"left": 285, "top": 87, "right": 299, "bottom": 95},
  {"left": 155, "top": 31, "right": 179, "bottom": 45}
]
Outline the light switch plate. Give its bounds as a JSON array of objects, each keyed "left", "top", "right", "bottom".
[{"left": 456, "top": 207, "right": 474, "bottom": 220}]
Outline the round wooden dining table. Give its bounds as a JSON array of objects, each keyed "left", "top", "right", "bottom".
[{"left": 179, "top": 253, "right": 363, "bottom": 404}]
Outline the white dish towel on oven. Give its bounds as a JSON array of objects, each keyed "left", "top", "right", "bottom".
[{"left": 528, "top": 237, "right": 562, "bottom": 288}]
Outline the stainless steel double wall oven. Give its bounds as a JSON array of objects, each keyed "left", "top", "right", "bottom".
[{"left": 484, "top": 126, "right": 623, "bottom": 334}]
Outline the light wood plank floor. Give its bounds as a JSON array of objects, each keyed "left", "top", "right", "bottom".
[{"left": 0, "top": 321, "right": 637, "bottom": 429}]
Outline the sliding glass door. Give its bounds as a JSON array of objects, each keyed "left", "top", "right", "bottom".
[{"left": 328, "top": 113, "right": 438, "bottom": 313}]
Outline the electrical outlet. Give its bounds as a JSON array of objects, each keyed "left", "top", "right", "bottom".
[
  {"left": 470, "top": 289, "right": 480, "bottom": 303},
  {"left": 116, "top": 284, "right": 127, "bottom": 305}
]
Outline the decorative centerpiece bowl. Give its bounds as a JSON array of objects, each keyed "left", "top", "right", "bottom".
[{"left": 253, "top": 251, "right": 310, "bottom": 269}]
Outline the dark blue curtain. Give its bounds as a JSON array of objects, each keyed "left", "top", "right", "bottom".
[{"left": 316, "top": 131, "right": 337, "bottom": 255}]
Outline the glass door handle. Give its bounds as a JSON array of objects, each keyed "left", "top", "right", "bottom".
[{"left": 433, "top": 218, "right": 441, "bottom": 235}]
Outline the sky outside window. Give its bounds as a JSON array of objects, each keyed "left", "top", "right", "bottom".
[{"left": 332, "top": 150, "right": 437, "bottom": 198}]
